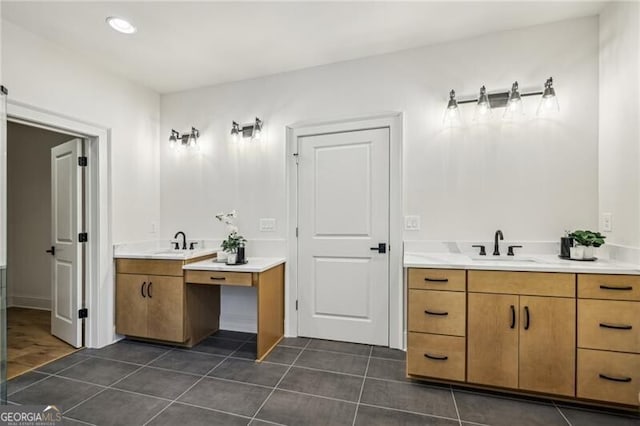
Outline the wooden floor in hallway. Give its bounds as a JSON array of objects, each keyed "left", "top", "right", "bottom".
[{"left": 7, "top": 307, "right": 78, "bottom": 379}]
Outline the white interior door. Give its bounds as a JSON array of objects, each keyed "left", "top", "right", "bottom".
[
  {"left": 50, "top": 139, "right": 83, "bottom": 347},
  {"left": 298, "top": 128, "right": 390, "bottom": 346}
]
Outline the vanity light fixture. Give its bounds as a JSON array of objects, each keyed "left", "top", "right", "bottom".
[
  {"left": 106, "top": 16, "right": 137, "bottom": 34},
  {"left": 443, "top": 90, "right": 461, "bottom": 126},
  {"left": 447, "top": 77, "right": 559, "bottom": 125},
  {"left": 169, "top": 127, "right": 199, "bottom": 150},
  {"left": 230, "top": 117, "right": 264, "bottom": 141}
]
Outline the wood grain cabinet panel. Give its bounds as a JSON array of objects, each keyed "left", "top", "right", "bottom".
[
  {"left": 408, "top": 268, "right": 465, "bottom": 292},
  {"left": 116, "top": 273, "right": 148, "bottom": 338},
  {"left": 184, "top": 270, "right": 253, "bottom": 287},
  {"left": 519, "top": 296, "right": 575, "bottom": 397},
  {"left": 408, "top": 290, "right": 465, "bottom": 336},
  {"left": 578, "top": 299, "right": 639, "bottom": 353},
  {"left": 146, "top": 276, "right": 185, "bottom": 342},
  {"left": 468, "top": 271, "right": 575, "bottom": 297},
  {"left": 577, "top": 348, "right": 640, "bottom": 406},
  {"left": 407, "top": 332, "right": 465, "bottom": 381},
  {"left": 578, "top": 274, "right": 640, "bottom": 301},
  {"left": 467, "top": 293, "right": 519, "bottom": 389}
]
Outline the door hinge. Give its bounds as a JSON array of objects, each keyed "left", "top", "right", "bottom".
[
  {"left": 295, "top": 300, "right": 298, "bottom": 311},
  {"left": 295, "top": 227, "right": 298, "bottom": 238},
  {"left": 78, "top": 156, "right": 88, "bottom": 167},
  {"left": 293, "top": 152, "right": 299, "bottom": 165},
  {"left": 78, "top": 308, "right": 88, "bottom": 319},
  {"left": 79, "top": 232, "right": 88, "bottom": 242}
]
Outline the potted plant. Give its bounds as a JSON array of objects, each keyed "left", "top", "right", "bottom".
[
  {"left": 568, "top": 230, "right": 605, "bottom": 259},
  {"left": 216, "top": 210, "right": 246, "bottom": 264}
]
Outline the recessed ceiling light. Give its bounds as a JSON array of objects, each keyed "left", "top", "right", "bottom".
[{"left": 106, "top": 16, "right": 136, "bottom": 34}]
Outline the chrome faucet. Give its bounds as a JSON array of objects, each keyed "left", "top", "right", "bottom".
[
  {"left": 493, "top": 230, "right": 504, "bottom": 256},
  {"left": 173, "top": 231, "right": 187, "bottom": 250}
]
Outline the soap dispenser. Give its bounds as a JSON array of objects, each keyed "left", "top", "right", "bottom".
[{"left": 560, "top": 231, "right": 573, "bottom": 258}]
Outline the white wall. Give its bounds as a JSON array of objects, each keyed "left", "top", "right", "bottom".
[
  {"left": 160, "top": 16, "right": 599, "bottom": 243},
  {"left": 1, "top": 20, "right": 161, "bottom": 244},
  {"left": 7, "top": 122, "right": 71, "bottom": 309},
  {"left": 598, "top": 1, "right": 640, "bottom": 252}
]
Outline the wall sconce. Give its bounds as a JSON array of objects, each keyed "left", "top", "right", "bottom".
[
  {"left": 230, "top": 117, "right": 264, "bottom": 142},
  {"left": 443, "top": 90, "right": 461, "bottom": 126},
  {"left": 446, "top": 77, "right": 559, "bottom": 125},
  {"left": 169, "top": 127, "right": 200, "bottom": 149}
]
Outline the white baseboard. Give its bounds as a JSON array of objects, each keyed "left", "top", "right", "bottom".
[
  {"left": 8, "top": 296, "right": 51, "bottom": 310},
  {"left": 219, "top": 313, "right": 257, "bottom": 333}
]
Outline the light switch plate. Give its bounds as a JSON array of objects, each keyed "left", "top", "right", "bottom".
[
  {"left": 260, "top": 218, "right": 276, "bottom": 232},
  {"left": 601, "top": 213, "right": 612, "bottom": 232},
  {"left": 404, "top": 215, "right": 421, "bottom": 231}
]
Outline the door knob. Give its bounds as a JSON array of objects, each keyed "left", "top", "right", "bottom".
[
  {"left": 45, "top": 246, "right": 55, "bottom": 256},
  {"left": 370, "top": 243, "right": 387, "bottom": 253}
]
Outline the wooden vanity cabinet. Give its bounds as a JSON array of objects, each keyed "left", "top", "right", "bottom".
[{"left": 467, "top": 271, "right": 576, "bottom": 397}]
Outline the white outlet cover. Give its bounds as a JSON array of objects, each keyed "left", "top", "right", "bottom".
[
  {"left": 601, "top": 213, "right": 612, "bottom": 232},
  {"left": 260, "top": 218, "right": 276, "bottom": 232}
]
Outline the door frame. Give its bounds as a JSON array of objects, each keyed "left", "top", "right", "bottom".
[
  {"left": 286, "top": 112, "right": 403, "bottom": 349},
  {"left": 6, "top": 99, "right": 113, "bottom": 348}
]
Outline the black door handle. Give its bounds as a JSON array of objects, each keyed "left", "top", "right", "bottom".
[
  {"left": 370, "top": 243, "right": 386, "bottom": 253},
  {"left": 424, "top": 310, "right": 448, "bottom": 316},
  {"left": 599, "top": 323, "right": 633, "bottom": 330},
  {"left": 510, "top": 305, "right": 516, "bottom": 329},
  {"left": 599, "top": 374, "right": 632, "bottom": 383},
  {"left": 148, "top": 282, "right": 152, "bottom": 298},
  {"left": 424, "top": 277, "right": 448, "bottom": 283},
  {"left": 141, "top": 282, "right": 147, "bottom": 298},
  {"left": 45, "top": 246, "right": 55, "bottom": 256},
  {"left": 524, "top": 306, "right": 530, "bottom": 330},
  {"left": 599, "top": 285, "right": 633, "bottom": 291},
  {"left": 424, "top": 353, "right": 448, "bottom": 361}
]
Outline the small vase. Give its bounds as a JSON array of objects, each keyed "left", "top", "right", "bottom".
[
  {"left": 583, "top": 246, "right": 595, "bottom": 259},
  {"left": 226, "top": 252, "right": 237, "bottom": 265},
  {"left": 570, "top": 246, "right": 585, "bottom": 260}
]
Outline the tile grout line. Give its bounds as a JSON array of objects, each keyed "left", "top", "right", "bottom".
[
  {"left": 141, "top": 333, "right": 256, "bottom": 426},
  {"left": 450, "top": 387, "right": 463, "bottom": 426},
  {"left": 351, "top": 345, "right": 373, "bottom": 426},
  {"left": 357, "top": 402, "right": 463, "bottom": 424},
  {"left": 247, "top": 337, "right": 314, "bottom": 424},
  {"left": 60, "top": 347, "right": 176, "bottom": 416},
  {"left": 553, "top": 401, "right": 573, "bottom": 426}
]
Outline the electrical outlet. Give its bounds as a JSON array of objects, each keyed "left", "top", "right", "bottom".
[
  {"left": 601, "top": 213, "right": 612, "bottom": 232},
  {"left": 404, "top": 215, "right": 421, "bottom": 231},
  {"left": 260, "top": 218, "right": 276, "bottom": 232}
]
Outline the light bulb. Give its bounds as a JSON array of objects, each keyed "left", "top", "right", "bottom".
[
  {"left": 474, "top": 85, "right": 492, "bottom": 121},
  {"left": 443, "top": 89, "right": 462, "bottom": 127},
  {"left": 537, "top": 77, "right": 559, "bottom": 116}
]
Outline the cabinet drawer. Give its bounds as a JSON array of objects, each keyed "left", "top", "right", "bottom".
[
  {"left": 408, "top": 268, "right": 465, "bottom": 292},
  {"left": 577, "top": 349, "right": 640, "bottom": 406},
  {"left": 578, "top": 274, "right": 640, "bottom": 301},
  {"left": 578, "top": 299, "right": 639, "bottom": 353},
  {"left": 409, "top": 290, "right": 465, "bottom": 336},
  {"left": 407, "top": 333, "right": 465, "bottom": 381},
  {"left": 185, "top": 270, "right": 253, "bottom": 287},
  {"left": 116, "top": 259, "right": 184, "bottom": 276},
  {"left": 468, "top": 271, "right": 575, "bottom": 297}
]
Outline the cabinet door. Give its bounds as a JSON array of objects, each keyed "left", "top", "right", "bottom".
[
  {"left": 146, "top": 276, "right": 185, "bottom": 342},
  {"left": 519, "top": 296, "right": 575, "bottom": 396},
  {"left": 116, "top": 273, "right": 148, "bottom": 337},
  {"left": 467, "top": 293, "right": 519, "bottom": 388}
]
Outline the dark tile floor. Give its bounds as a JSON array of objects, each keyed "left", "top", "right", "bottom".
[{"left": 6, "top": 332, "right": 639, "bottom": 426}]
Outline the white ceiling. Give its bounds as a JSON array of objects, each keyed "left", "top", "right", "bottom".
[{"left": 1, "top": 1, "right": 606, "bottom": 94}]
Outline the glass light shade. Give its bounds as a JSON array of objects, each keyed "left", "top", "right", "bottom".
[
  {"left": 169, "top": 131, "right": 179, "bottom": 150},
  {"left": 537, "top": 77, "right": 559, "bottom": 116},
  {"left": 443, "top": 89, "right": 461, "bottom": 127},
  {"left": 474, "top": 85, "right": 492, "bottom": 121},
  {"left": 503, "top": 81, "right": 524, "bottom": 120}
]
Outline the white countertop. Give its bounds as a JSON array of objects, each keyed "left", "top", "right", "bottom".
[
  {"left": 114, "top": 240, "right": 217, "bottom": 260},
  {"left": 404, "top": 252, "right": 640, "bottom": 275},
  {"left": 184, "top": 257, "right": 286, "bottom": 273}
]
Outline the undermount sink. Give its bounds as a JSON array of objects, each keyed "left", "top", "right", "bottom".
[{"left": 470, "top": 256, "right": 537, "bottom": 263}]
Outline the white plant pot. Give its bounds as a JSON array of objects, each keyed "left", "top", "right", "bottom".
[
  {"left": 583, "top": 246, "right": 595, "bottom": 259},
  {"left": 570, "top": 246, "right": 585, "bottom": 260},
  {"left": 226, "top": 253, "right": 237, "bottom": 265},
  {"left": 216, "top": 251, "right": 228, "bottom": 263}
]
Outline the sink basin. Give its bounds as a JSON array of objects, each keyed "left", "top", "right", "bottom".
[
  {"left": 470, "top": 256, "right": 537, "bottom": 263},
  {"left": 153, "top": 249, "right": 183, "bottom": 254}
]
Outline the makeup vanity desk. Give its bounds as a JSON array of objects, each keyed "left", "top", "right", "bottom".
[{"left": 183, "top": 257, "right": 285, "bottom": 361}]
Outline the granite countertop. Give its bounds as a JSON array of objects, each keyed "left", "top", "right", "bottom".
[
  {"left": 183, "top": 257, "right": 286, "bottom": 273},
  {"left": 404, "top": 252, "right": 640, "bottom": 275}
]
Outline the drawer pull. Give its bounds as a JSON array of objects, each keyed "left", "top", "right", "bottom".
[
  {"left": 599, "top": 285, "right": 633, "bottom": 291},
  {"left": 424, "top": 353, "right": 448, "bottom": 361},
  {"left": 599, "top": 323, "right": 633, "bottom": 330},
  {"left": 141, "top": 282, "right": 147, "bottom": 298},
  {"left": 599, "top": 374, "right": 632, "bottom": 383},
  {"left": 210, "top": 276, "right": 226, "bottom": 281},
  {"left": 524, "top": 306, "right": 530, "bottom": 330},
  {"left": 424, "top": 277, "right": 448, "bottom": 283},
  {"left": 424, "top": 309, "right": 448, "bottom": 316}
]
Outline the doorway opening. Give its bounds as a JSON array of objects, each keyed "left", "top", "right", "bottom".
[{"left": 6, "top": 122, "right": 85, "bottom": 379}]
